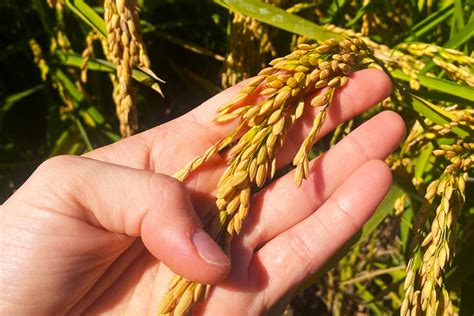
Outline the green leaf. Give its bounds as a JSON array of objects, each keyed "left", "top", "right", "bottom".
[
  {"left": 400, "top": 201, "right": 413, "bottom": 254},
  {"left": 404, "top": 3, "right": 454, "bottom": 41},
  {"left": 355, "top": 283, "right": 383, "bottom": 314},
  {"left": 418, "top": 13, "right": 473, "bottom": 75},
  {"left": 391, "top": 69, "right": 474, "bottom": 102},
  {"left": 72, "top": 115, "right": 93, "bottom": 150},
  {"left": 65, "top": 0, "right": 107, "bottom": 36},
  {"left": 409, "top": 94, "right": 472, "bottom": 138},
  {"left": 54, "top": 52, "right": 165, "bottom": 96},
  {"left": 49, "top": 128, "right": 75, "bottom": 157},
  {"left": 444, "top": 15, "right": 474, "bottom": 48},
  {"left": 1, "top": 85, "right": 44, "bottom": 130},
  {"left": 215, "top": 0, "right": 342, "bottom": 41},
  {"left": 453, "top": 0, "right": 465, "bottom": 31},
  {"left": 346, "top": 1, "right": 371, "bottom": 27},
  {"left": 2, "top": 84, "right": 44, "bottom": 111},
  {"left": 67, "top": 142, "right": 86, "bottom": 155},
  {"left": 414, "top": 142, "right": 434, "bottom": 179},
  {"left": 53, "top": 68, "right": 85, "bottom": 104}
]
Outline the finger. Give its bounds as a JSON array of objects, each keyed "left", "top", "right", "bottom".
[
  {"left": 11, "top": 155, "right": 230, "bottom": 284},
  {"left": 85, "top": 70, "right": 392, "bottom": 213},
  {"left": 82, "top": 79, "right": 252, "bottom": 170},
  {"left": 86, "top": 70, "right": 391, "bottom": 177},
  {"left": 275, "top": 68, "right": 392, "bottom": 166},
  {"left": 251, "top": 160, "right": 393, "bottom": 310},
  {"left": 239, "top": 111, "right": 405, "bottom": 249}
]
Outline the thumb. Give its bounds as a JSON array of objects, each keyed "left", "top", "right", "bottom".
[{"left": 15, "top": 155, "right": 230, "bottom": 284}]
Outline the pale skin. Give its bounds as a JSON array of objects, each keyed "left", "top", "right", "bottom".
[{"left": 0, "top": 69, "right": 405, "bottom": 315}]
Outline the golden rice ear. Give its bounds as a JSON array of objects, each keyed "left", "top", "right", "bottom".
[
  {"left": 104, "top": 0, "right": 158, "bottom": 137},
  {"left": 220, "top": 8, "right": 279, "bottom": 89},
  {"left": 160, "top": 36, "right": 371, "bottom": 314},
  {"left": 80, "top": 31, "right": 101, "bottom": 84}
]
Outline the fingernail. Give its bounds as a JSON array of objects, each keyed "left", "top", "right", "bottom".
[{"left": 192, "top": 228, "right": 230, "bottom": 266}]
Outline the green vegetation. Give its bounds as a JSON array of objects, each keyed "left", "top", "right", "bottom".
[{"left": 0, "top": 0, "right": 472, "bottom": 314}]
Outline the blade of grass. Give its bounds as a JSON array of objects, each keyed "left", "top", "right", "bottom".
[
  {"left": 409, "top": 94, "right": 472, "bottom": 138},
  {"left": 340, "top": 266, "right": 406, "bottom": 285},
  {"left": 416, "top": 90, "right": 473, "bottom": 107},
  {"left": 346, "top": 1, "right": 371, "bottom": 27},
  {"left": 49, "top": 128, "right": 74, "bottom": 157},
  {"left": 1, "top": 84, "right": 45, "bottom": 130},
  {"left": 403, "top": 3, "right": 454, "bottom": 41},
  {"left": 72, "top": 115, "right": 93, "bottom": 150},
  {"left": 420, "top": 15, "right": 474, "bottom": 74},
  {"left": 54, "top": 52, "right": 165, "bottom": 96},
  {"left": 400, "top": 202, "right": 413, "bottom": 254},
  {"left": 391, "top": 69, "right": 474, "bottom": 102},
  {"left": 2, "top": 84, "right": 44, "bottom": 111},
  {"left": 67, "top": 142, "right": 86, "bottom": 155},
  {"left": 215, "top": 0, "right": 342, "bottom": 41},
  {"left": 78, "top": 107, "right": 119, "bottom": 142},
  {"left": 354, "top": 283, "right": 383, "bottom": 314},
  {"left": 414, "top": 142, "right": 434, "bottom": 179},
  {"left": 453, "top": 0, "right": 465, "bottom": 31},
  {"left": 64, "top": 0, "right": 107, "bottom": 36},
  {"left": 444, "top": 15, "right": 474, "bottom": 48},
  {"left": 53, "top": 68, "right": 85, "bottom": 104}
]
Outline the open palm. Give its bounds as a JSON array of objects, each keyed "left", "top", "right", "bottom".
[{"left": 0, "top": 69, "right": 404, "bottom": 315}]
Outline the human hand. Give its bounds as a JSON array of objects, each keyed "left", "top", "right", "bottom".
[{"left": 0, "top": 69, "right": 405, "bottom": 315}]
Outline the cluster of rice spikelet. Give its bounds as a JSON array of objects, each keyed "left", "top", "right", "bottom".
[
  {"left": 104, "top": 0, "right": 152, "bottom": 137},
  {"left": 400, "top": 110, "right": 473, "bottom": 315},
  {"left": 80, "top": 31, "right": 101, "bottom": 83},
  {"left": 46, "top": 0, "right": 63, "bottom": 9},
  {"left": 324, "top": 25, "right": 474, "bottom": 90},
  {"left": 158, "top": 37, "right": 371, "bottom": 315},
  {"left": 357, "top": 0, "right": 410, "bottom": 36},
  {"left": 29, "top": 39, "right": 49, "bottom": 82},
  {"left": 220, "top": 0, "right": 284, "bottom": 88},
  {"left": 398, "top": 43, "right": 474, "bottom": 87}
]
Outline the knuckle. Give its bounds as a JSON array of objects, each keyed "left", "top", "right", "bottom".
[
  {"left": 332, "top": 199, "right": 360, "bottom": 231},
  {"left": 346, "top": 134, "right": 370, "bottom": 162},
  {"left": 148, "top": 173, "right": 188, "bottom": 206},
  {"left": 287, "top": 229, "right": 313, "bottom": 278},
  {"left": 36, "top": 155, "right": 78, "bottom": 176},
  {"left": 150, "top": 174, "right": 184, "bottom": 196}
]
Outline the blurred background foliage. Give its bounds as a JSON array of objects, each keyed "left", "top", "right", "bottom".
[{"left": 0, "top": 0, "right": 473, "bottom": 314}]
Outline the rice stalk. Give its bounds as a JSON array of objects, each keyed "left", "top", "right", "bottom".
[
  {"left": 104, "top": 0, "right": 153, "bottom": 137},
  {"left": 400, "top": 110, "right": 473, "bottom": 316},
  {"left": 361, "top": 0, "right": 371, "bottom": 36},
  {"left": 398, "top": 43, "right": 474, "bottom": 87},
  {"left": 158, "top": 37, "right": 372, "bottom": 315},
  {"left": 220, "top": 0, "right": 284, "bottom": 88},
  {"left": 324, "top": 24, "right": 474, "bottom": 90}
]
